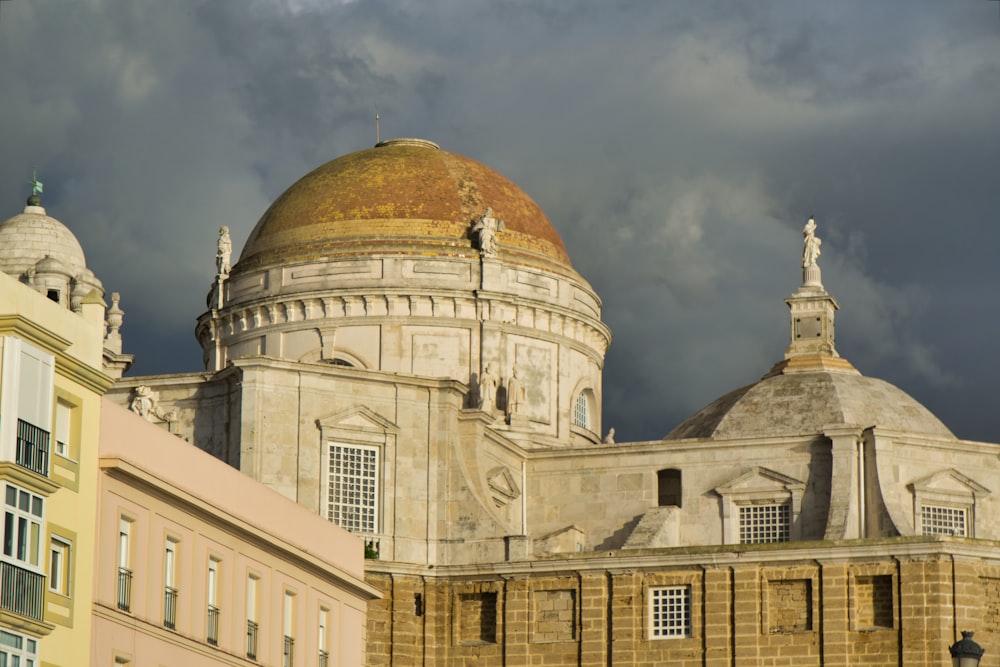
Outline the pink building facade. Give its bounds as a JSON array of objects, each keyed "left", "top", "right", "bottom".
[{"left": 92, "top": 400, "right": 378, "bottom": 666}]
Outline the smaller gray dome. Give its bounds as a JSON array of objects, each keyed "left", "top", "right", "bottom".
[
  {"left": 0, "top": 204, "right": 88, "bottom": 281},
  {"left": 666, "top": 370, "right": 954, "bottom": 440}
]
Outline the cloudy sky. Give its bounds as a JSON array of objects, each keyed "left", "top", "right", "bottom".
[{"left": 1, "top": 0, "right": 998, "bottom": 443}]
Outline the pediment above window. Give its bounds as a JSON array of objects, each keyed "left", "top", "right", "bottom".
[
  {"left": 909, "top": 469, "right": 990, "bottom": 499},
  {"left": 714, "top": 466, "right": 805, "bottom": 497},
  {"left": 316, "top": 405, "right": 399, "bottom": 435}
]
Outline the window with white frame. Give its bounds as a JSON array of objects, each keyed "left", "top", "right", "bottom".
[
  {"left": 2, "top": 337, "right": 55, "bottom": 476},
  {"left": 0, "top": 629, "right": 38, "bottom": 667},
  {"left": 318, "top": 607, "right": 330, "bottom": 667},
  {"left": 920, "top": 505, "right": 967, "bottom": 536},
  {"left": 54, "top": 399, "right": 72, "bottom": 458},
  {"left": 572, "top": 392, "right": 589, "bottom": 429},
  {"left": 3, "top": 484, "right": 44, "bottom": 569},
  {"left": 117, "top": 517, "right": 133, "bottom": 612},
  {"left": 738, "top": 503, "right": 791, "bottom": 544},
  {"left": 207, "top": 558, "right": 220, "bottom": 645},
  {"left": 327, "top": 443, "right": 379, "bottom": 533},
  {"left": 649, "top": 585, "right": 691, "bottom": 639},
  {"left": 164, "top": 539, "right": 178, "bottom": 629},
  {"left": 49, "top": 536, "right": 71, "bottom": 596},
  {"left": 246, "top": 574, "right": 260, "bottom": 661},
  {"left": 283, "top": 590, "right": 295, "bottom": 667}
]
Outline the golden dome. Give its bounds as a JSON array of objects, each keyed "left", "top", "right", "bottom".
[{"left": 236, "top": 138, "right": 572, "bottom": 274}]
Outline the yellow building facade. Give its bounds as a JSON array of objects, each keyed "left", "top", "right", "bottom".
[{"left": 0, "top": 268, "right": 113, "bottom": 666}]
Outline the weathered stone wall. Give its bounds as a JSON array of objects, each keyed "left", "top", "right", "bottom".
[{"left": 366, "top": 543, "right": 1000, "bottom": 666}]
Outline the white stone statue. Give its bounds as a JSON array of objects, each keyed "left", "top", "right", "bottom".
[
  {"left": 129, "top": 385, "right": 158, "bottom": 419},
  {"left": 506, "top": 365, "right": 525, "bottom": 418},
  {"left": 603, "top": 427, "right": 615, "bottom": 444},
  {"left": 216, "top": 226, "right": 233, "bottom": 277},
  {"left": 472, "top": 208, "right": 504, "bottom": 258},
  {"left": 802, "top": 218, "right": 821, "bottom": 268},
  {"left": 480, "top": 364, "right": 499, "bottom": 412}
]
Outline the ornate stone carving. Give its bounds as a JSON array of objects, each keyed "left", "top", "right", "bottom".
[
  {"left": 505, "top": 365, "right": 525, "bottom": 419},
  {"left": 480, "top": 364, "right": 499, "bottom": 413},
  {"left": 472, "top": 207, "right": 504, "bottom": 258},
  {"left": 105, "top": 292, "right": 124, "bottom": 352},
  {"left": 603, "top": 427, "right": 615, "bottom": 444},
  {"left": 216, "top": 226, "right": 232, "bottom": 277},
  {"left": 129, "top": 385, "right": 174, "bottom": 425},
  {"left": 487, "top": 466, "right": 521, "bottom": 508},
  {"left": 801, "top": 218, "right": 823, "bottom": 287}
]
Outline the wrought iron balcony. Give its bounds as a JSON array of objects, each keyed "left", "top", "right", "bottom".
[
  {"left": 319, "top": 649, "right": 329, "bottom": 667},
  {"left": 207, "top": 604, "right": 220, "bottom": 645},
  {"left": 246, "top": 620, "right": 259, "bottom": 661},
  {"left": 0, "top": 560, "right": 45, "bottom": 621},
  {"left": 164, "top": 586, "right": 178, "bottom": 629},
  {"left": 117, "top": 567, "right": 133, "bottom": 612},
  {"left": 283, "top": 635, "right": 294, "bottom": 667},
  {"left": 16, "top": 419, "right": 49, "bottom": 477}
]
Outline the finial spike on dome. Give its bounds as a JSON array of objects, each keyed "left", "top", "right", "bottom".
[{"left": 374, "top": 104, "right": 380, "bottom": 145}]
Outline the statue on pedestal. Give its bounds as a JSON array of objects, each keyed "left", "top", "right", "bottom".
[
  {"left": 472, "top": 208, "right": 504, "bottom": 258},
  {"left": 480, "top": 364, "right": 499, "bottom": 413},
  {"left": 216, "top": 226, "right": 233, "bottom": 277}
]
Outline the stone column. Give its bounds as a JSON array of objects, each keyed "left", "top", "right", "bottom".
[
  {"left": 703, "top": 566, "right": 733, "bottom": 667},
  {"left": 732, "top": 565, "right": 761, "bottom": 667},
  {"left": 823, "top": 425, "right": 864, "bottom": 540},
  {"left": 900, "top": 556, "right": 953, "bottom": 666},
  {"left": 502, "top": 576, "right": 529, "bottom": 666},
  {"left": 609, "top": 570, "right": 641, "bottom": 665},
  {"left": 579, "top": 572, "right": 610, "bottom": 666},
  {"left": 819, "top": 561, "right": 850, "bottom": 667}
]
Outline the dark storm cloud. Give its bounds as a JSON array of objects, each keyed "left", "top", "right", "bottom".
[{"left": 1, "top": 0, "right": 998, "bottom": 441}]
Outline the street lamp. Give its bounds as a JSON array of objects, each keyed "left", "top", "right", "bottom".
[{"left": 950, "top": 631, "right": 985, "bottom": 667}]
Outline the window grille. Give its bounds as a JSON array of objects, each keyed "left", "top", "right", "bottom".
[
  {"left": 649, "top": 586, "right": 691, "bottom": 638},
  {"left": 327, "top": 444, "right": 379, "bottom": 533},
  {"left": 246, "top": 620, "right": 259, "bottom": 661},
  {"left": 207, "top": 605, "right": 220, "bottom": 645},
  {"left": 117, "top": 567, "right": 133, "bottom": 612},
  {"left": 572, "top": 393, "right": 589, "bottom": 428},
  {"left": 15, "top": 419, "right": 49, "bottom": 477},
  {"left": 920, "top": 505, "right": 967, "bottom": 536},
  {"left": 738, "top": 503, "right": 791, "bottom": 543},
  {"left": 164, "top": 586, "right": 178, "bottom": 630}
]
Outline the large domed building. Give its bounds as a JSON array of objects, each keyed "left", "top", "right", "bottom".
[{"left": 100, "top": 143, "right": 1000, "bottom": 665}]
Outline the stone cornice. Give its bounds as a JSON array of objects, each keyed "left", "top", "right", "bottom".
[
  {"left": 197, "top": 289, "right": 611, "bottom": 362},
  {"left": 365, "top": 536, "right": 1000, "bottom": 578}
]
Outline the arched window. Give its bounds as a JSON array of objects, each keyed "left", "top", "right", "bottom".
[
  {"left": 572, "top": 392, "right": 589, "bottom": 429},
  {"left": 657, "top": 469, "right": 682, "bottom": 507}
]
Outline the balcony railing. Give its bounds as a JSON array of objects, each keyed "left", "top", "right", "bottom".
[
  {"left": 0, "top": 560, "right": 44, "bottom": 620},
  {"left": 164, "top": 586, "right": 178, "bottom": 629},
  {"left": 16, "top": 419, "right": 49, "bottom": 477},
  {"left": 207, "top": 605, "right": 220, "bottom": 645},
  {"left": 319, "top": 649, "right": 329, "bottom": 667},
  {"left": 246, "top": 620, "right": 259, "bottom": 661},
  {"left": 117, "top": 567, "right": 133, "bottom": 612},
  {"left": 283, "top": 636, "right": 294, "bottom": 667}
]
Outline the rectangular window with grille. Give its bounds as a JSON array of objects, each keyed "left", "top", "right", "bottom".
[
  {"left": 327, "top": 443, "right": 379, "bottom": 533},
  {"left": 649, "top": 586, "right": 691, "bottom": 639},
  {"left": 738, "top": 503, "right": 791, "bottom": 544},
  {"left": 920, "top": 505, "right": 967, "bottom": 536}
]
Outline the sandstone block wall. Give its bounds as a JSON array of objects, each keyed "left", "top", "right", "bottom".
[{"left": 366, "top": 551, "right": 1000, "bottom": 666}]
